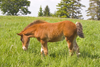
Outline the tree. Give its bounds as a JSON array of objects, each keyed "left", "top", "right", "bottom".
[
  {"left": 50, "top": 11, "right": 58, "bottom": 17},
  {"left": 0, "top": 0, "right": 31, "bottom": 16},
  {"left": 38, "top": 6, "right": 43, "bottom": 16},
  {"left": 56, "top": 0, "right": 71, "bottom": 18},
  {"left": 43, "top": 5, "right": 50, "bottom": 16},
  {"left": 56, "top": 0, "right": 85, "bottom": 19},
  {"left": 86, "top": 0, "right": 100, "bottom": 20}
]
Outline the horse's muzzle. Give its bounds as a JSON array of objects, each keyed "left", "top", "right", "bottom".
[{"left": 22, "top": 46, "right": 27, "bottom": 50}]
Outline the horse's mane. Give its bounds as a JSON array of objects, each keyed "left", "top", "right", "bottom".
[{"left": 23, "top": 20, "right": 46, "bottom": 31}]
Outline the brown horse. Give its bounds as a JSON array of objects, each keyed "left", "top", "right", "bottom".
[{"left": 17, "top": 20, "right": 84, "bottom": 56}]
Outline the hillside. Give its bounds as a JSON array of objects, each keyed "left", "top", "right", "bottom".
[{"left": 0, "top": 16, "right": 100, "bottom": 67}]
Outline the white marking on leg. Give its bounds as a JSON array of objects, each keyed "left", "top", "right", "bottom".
[
  {"left": 78, "top": 53, "right": 80, "bottom": 55},
  {"left": 41, "top": 45, "right": 44, "bottom": 53}
]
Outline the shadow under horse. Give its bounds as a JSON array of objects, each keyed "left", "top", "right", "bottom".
[{"left": 17, "top": 20, "right": 84, "bottom": 57}]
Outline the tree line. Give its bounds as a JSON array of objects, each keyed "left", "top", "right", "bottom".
[
  {"left": 0, "top": 0, "right": 100, "bottom": 20},
  {"left": 38, "top": 5, "right": 50, "bottom": 17}
]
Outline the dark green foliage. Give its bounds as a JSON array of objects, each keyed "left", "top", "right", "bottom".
[
  {"left": 56, "top": 0, "right": 71, "bottom": 18},
  {"left": 50, "top": 11, "right": 58, "bottom": 17},
  {"left": 38, "top": 6, "right": 43, "bottom": 17},
  {"left": 86, "top": 0, "right": 100, "bottom": 20},
  {"left": 43, "top": 5, "right": 50, "bottom": 16},
  {"left": 56, "top": 0, "right": 85, "bottom": 19},
  {"left": 0, "top": 0, "right": 31, "bottom": 15}
]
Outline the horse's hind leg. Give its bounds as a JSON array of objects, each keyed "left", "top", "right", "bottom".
[
  {"left": 66, "top": 36, "right": 80, "bottom": 56},
  {"left": 75, "top": 43, "right": 80, "bottom": 57},
  {"left": 66, "top": 37, "right": 74, "bottom": 56},
  {"left": 73, "top": 37, "right": 80, "bottom": 56}
]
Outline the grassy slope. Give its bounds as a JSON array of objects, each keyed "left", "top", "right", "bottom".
[{"left": 0, "top": 16, "right": 100, "bottom": 67}]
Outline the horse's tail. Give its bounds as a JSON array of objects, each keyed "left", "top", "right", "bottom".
[{"left": 76, "top": 22, "right": 84, "bottom": 38}]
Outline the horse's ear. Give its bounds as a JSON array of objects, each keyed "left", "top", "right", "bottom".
[{"left": 17, "top": 33, "right": 22, "bottom": 36}]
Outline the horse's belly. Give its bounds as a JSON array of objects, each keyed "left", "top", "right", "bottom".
[{"left": 48, "top": 35, "right": 65, "bottom": 42}]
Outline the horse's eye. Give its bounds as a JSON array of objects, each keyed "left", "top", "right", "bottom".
[
  {"left": 20, "top": 36, "right": 24, "bottom": 42},
  {"left": 20, "top": 38, "right": 23, "bottom": 42}
]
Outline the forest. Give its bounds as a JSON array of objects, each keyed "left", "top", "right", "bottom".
[{"left": 0, "top": 0, "right": 100, "bottom": 20}]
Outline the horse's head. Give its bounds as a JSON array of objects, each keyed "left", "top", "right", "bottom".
[{"left": 17, "top": 33, "right": 30, "bottom": 50}]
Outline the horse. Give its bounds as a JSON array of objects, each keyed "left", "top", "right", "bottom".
[{"left": 17, "top": 20, "right": 84, "bottom": 56}]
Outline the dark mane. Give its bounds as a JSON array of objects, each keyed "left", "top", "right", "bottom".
[{"left": 23, "top": 20, "right": 46, "bottom": 31}]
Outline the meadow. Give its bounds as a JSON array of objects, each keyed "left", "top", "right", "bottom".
[{"left": 0, "top": 16, "right": 100, "bottom": 67}]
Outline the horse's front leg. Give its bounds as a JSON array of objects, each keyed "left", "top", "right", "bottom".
[
  {"left": 40, "top": 40, "right": 48, "bottom": 56},
  {"left": 41, "top": 45, "right": 44, "bottom": 56}
]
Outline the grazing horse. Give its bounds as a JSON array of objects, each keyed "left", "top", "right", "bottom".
[{"left": 17, "top": 20, "right": 84, "bottom": 56}]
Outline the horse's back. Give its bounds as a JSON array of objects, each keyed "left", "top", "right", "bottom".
[{"left": 34, "top": 21, "right": 77, "bottom": 42}]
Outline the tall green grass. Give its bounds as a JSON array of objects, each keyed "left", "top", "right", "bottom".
[{"left": 0, "top": 16, "right": 100, "bottom": 67}]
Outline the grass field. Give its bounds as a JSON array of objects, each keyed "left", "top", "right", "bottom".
[{"left": 0, "top": 16, "right": 100, "bottom": 67}]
